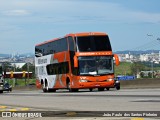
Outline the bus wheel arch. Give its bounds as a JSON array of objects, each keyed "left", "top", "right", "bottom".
[
  {"left": 41, "top": 79, "right": 44, "bottom": 85},
  {"left": 66, "top": 77, "right": 71, "bottom": 89},
  {"left": 66, "top": 77, "right": 78, "bottom": 92},
  {"left": 43, "top": 79, "right": 49, "bottom": 92},
  {"left": 66, "top": 77, "right": 73, "bottom": 92}
]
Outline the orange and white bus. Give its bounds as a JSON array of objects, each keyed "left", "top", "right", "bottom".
[{"left": 35, "top": 32, "right": 120, "bottom": 92}]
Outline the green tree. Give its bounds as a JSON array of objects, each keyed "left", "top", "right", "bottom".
[
  {"left": 2, "top": 62, "right": 12, "bottom": 71},
  {"left": 130, "top": 62, "right": 146, "bottom": 76},
  {"left": 21, "top": 63, "right": 35, "bottom": 78},
  {"left": 148, "top": 72, "right": 152, "bottom": 78},
  {"left": 140, "top": 72, "right": 144, "bottom": 78}
]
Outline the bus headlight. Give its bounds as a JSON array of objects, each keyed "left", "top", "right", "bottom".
[
  {"left": 79, "top": 79, "right": 88, "bottom": 82},
  {"left": 105, "top": 78, "right": 114, "bottom": 82},
  {"left": 108, "top": 78, "right": 114, "bottom": 81}
]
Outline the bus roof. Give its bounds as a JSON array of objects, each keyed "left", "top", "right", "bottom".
[
  {"left": 65, "top": 32, "right": 107, "bottom": 37},
  {"left": 35, "top": 32, "right": 108, "bottom": 46}
]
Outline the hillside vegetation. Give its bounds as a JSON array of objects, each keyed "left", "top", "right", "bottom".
[
  {"left": 115, "top": 62, "right": 132, "bottom": 76},
  {"left": 115, "top": 62, "right": 160, "bottom": 77}
]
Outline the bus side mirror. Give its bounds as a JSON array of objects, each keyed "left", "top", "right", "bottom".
[
  {"left": 74, "top": 56, "right": 78, "bottom": 68},
  {"left": 114, "top": 54, "right": 120, "bottom": 66}
]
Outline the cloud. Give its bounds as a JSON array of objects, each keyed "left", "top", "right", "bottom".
[
  {"left": 2, "top": 10, "right": 31, "bottom": 16},
  {"left": 130, "top": 11, "right": 160, "bottom": 24},
  {"left": 42, "top": 1, "right": 160, "bottom": 24}
]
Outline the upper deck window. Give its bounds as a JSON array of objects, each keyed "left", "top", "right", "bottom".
[
  {"left": 35, "top": 38, "right": 68, "bottom": 57},
  {"left": 76, "top": 35, "right": 112, "bottom": 52}
]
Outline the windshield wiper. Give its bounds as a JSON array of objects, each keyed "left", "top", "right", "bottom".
[{"left": 98, "top": 72, "right": 113, "bottom": 75}]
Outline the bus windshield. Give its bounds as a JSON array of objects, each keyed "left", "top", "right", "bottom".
[
  {"left": 76, "top": 35, "right": 112, "bottom": 52},
  {"left": 78, "top": 56, "right": 113, "bottom": 76}
]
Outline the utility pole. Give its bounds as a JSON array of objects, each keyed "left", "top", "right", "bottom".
[{"left": 147, "top": 36, "right": 160, "bottom": 78}]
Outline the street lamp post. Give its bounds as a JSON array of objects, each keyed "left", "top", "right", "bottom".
[{"left": 147, "top": 36, "right": 160, "bottom": 78}]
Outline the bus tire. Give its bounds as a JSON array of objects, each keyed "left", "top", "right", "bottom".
[
  {"left": 73, "top": 89, "right": 79, "bottom": 92},
  {"left": 10, "top": 88, "right": 12, "bottom": 92},
  {"left": 67, "top": 80, "right": 71, "bottom": 92},
  {"left": 43, "top": 88, "right": 47, "bottom": 92},
  {"left": 43, "top": 86, "right": 47, "bottom": 92},
  {"left": 43, "top": 80, "right": 49, "bottom": 93},
  {"left": 0, "top": 90, "right": 3, "bottom": 93},
  {"left": 49, "top": 89, "right": 56, "bottom": 92},
  {"left": 70, "top": 89, "right": 79, "bottom": 92},
  {"left": 116, "top": 86, "right": 120, "bottom": 90},
  {"left": 89, "top": 88, "right": 93, "bottom": 92},
  {"left": 67, "top": 81, "right": 77, "bottom": 92},
  {"left": 106, "top": 88, "right": 110, "bottom": 91},
  {"left": 67, "top": 79, "right": 79, "bottom": 92}
]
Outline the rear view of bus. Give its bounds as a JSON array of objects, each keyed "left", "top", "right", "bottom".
[{"left": 35, "top": 32, "right": 120, "bottom": 92}]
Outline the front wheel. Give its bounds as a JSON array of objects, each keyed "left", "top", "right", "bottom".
[
  {"left": 106, "top": 88, "right": 110, "bottom": 91},
  {"left": 89, "top": 88, "right": 93, "bottom": 92},
  {"left": 9, "top": 87, "right": 12, "bottom": 92},
  {"left": 116, "top": 86, "right": 120, "bottom": 90},
  {"left": 67, "top": 81, "right": 78, "bottom": 92},
  {"left": 67, "top": 81, "right": 72, "bottom": 92}
]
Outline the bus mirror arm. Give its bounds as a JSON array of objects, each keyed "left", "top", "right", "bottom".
[
  {"left": 114, "top": 54, "right": 120, "bottom": 66},
  {"left": 74, "top": 56, "right": 78, "bottom": 68}
]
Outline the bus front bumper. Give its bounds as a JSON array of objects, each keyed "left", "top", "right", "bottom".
[
  {"left": 0, "top": 84, "right": 3, "bottom": 91},
  {"left": 78, "top": 81, "right": 115, "bottom": 89}
]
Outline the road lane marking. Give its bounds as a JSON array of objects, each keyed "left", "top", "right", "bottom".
[
  {"left": 20, "top": 108, "right": 30, "bottom": 111},
  {"left": 9, "top": 109, "right": 17, "bottom": 112},
  {"left": 0, "top": 105, "right": 32, "bottom": 111},
  {"left": 0, "top": 106, "right": 7, "bottom": 109}
]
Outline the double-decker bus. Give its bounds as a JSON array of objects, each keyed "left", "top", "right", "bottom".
[{"left": 35, "top": 32, "right": 120, "bottom": 92}]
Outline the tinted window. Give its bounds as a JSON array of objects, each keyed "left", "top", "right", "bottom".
[
  {"left": 76, "top": 35, "right": 112, "bottom": 52},
  {"left": 35, "top": 46, "right": 43, "bottom": 57},
  {"left": 46, "top": 62, "right": 69, "bottom": 75},
  {"left": 35, "top": 37, "right": 68, "bottom": 57},
  {"left": 68, "top": 37, "right": 75, "bottom": 51},
  {"left": 58, "top": 38, "right": 68, "bottom": 52},
  {"left": 78, "top": 56, "right": 113, "bottom": 76}
]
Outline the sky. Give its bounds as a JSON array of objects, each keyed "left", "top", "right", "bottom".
[{"left": 0, "top": 0, "right": 160, "bottom": 54}]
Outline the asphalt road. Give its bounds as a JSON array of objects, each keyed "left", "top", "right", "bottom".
[{"left": 0, "top": 88, "right": 160, "bottom": 120}]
